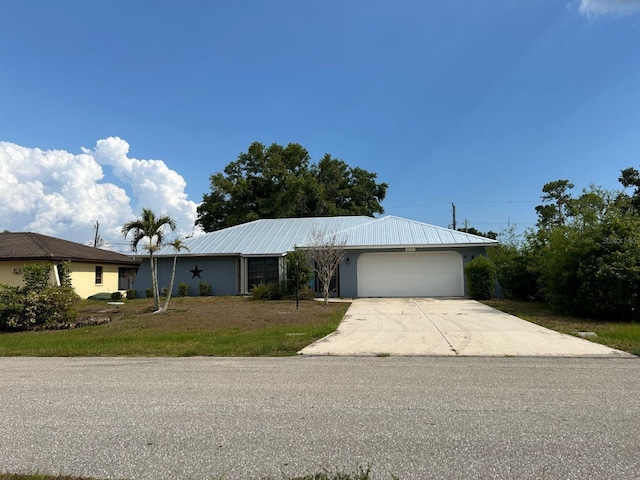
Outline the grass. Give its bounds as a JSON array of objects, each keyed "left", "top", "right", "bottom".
[
  {"left": 484, "top": 298, "right": 640, "bottom": 355},
  {"left": 0, "top": 296, "right": 348, "bottom": 357},
  {"left": 4, "top": 296, "right": 638, "bottom": 356}
]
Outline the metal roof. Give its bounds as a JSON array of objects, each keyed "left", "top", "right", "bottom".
[
  {"left": 339, "top": 216, "right": 499, "bottom": 247},
  {"left": 157, "top": 216, "right": 373, "bottom": 256},
  {"left": 155, "top": 215, "right": 498, "bottom": 257}
]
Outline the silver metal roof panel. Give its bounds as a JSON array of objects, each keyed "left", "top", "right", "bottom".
[
  {"left": 155, "top": 216, "right": 373, "bottom": 256},
  {"left": 338, "top": 216, "right": 499, "bottom": 247},
  {"left": 155, "top": 215, "right": 497, "bottom": 256}
]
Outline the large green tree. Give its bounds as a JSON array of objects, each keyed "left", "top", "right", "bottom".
[
  {"left": 500, "top": 178, "right": 640, "bottom": 320},
  {"left": 530, "top": 184, "right": 640, "bottom": 320},
  {"left": 534, "top": 179, "right": 574, "bottom": 228},
  {"left": 618, "top": 166, "right": 640, "bottom": 212},
  {"left": 122, "top": 208, "right": 177, "bottom": 311},
  {"left": 488, "top": 222, "right": 539, "bottom": 300},
  {"left": 195, "top": 142, "right": 388, "bottom": 232}
]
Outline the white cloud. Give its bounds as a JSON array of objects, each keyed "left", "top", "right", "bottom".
[
  {"left": 0, "top": 138, "right": 202, "bottom": 251},
  {"left": 579, "top": 0, "right": 640, "bottom": 16}
]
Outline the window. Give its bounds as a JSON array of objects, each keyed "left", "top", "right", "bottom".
[
  {"left": 95, "top": 266, "right": 103, "bottom": 285},
  {"left": 247, "top": 257, "right": 279, "bottom": 289},
  {"left": 118, "top": 267, "right": 138, "bottom": 290}
]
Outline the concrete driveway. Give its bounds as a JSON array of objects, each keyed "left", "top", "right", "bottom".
[{"left": 299, "top": 298, "right": 631, "bottom": 357}]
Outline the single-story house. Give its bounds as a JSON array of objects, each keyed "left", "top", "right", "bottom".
[
  {"left": 0, "top": 232, "right": 140, "bottom": 298},
  {"left": 135, "top": 215, "right": 498, "bottom": 298}
]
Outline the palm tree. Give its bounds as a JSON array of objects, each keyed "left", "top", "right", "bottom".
[
  {"left": 160, "top": 238, "right": 190, "bottom": 313},
  {"left": 121, "top": 208, "right": 177, "bottom": 311}
]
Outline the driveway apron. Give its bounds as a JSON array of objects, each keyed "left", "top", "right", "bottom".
[{"left": 298, "top": 298, "right": 631, "bottom": 357}]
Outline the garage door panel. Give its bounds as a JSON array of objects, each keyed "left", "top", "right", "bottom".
[{"left": 357, "top": 251, "right": 463, "bottom": 297}]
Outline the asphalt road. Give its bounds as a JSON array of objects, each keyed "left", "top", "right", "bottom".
[{"left": 1, "top": 357, "right": 639, "bottom": 480}]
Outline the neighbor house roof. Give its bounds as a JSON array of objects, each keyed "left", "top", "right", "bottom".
[
  {"left": 155, "top": 215, "right": 498, "bottom": 257},
  {"left": 0, "top": 232, "right": 140, "bottom": 265}
]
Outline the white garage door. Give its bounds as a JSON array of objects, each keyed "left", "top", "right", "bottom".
[{"left": 357, "top": 251, "right": 464, "bottom": 297}]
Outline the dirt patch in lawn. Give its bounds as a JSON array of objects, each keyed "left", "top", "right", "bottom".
[{"left": 77, "top": 296, "right": 347, "bottom": 331}]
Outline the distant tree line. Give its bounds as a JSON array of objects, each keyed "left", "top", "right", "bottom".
[
  {"left": 489, "top": 167, "right": 640, "bottom": 321},
  {"left": 457, "top": 226, "right": 497, "bottom": 240}
]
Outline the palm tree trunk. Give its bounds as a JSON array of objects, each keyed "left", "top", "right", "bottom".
[
  {"left": 150, "top": 252, "right": 160, "bottom": 311},
  {"left": 161, "top": 254, "right": 178, "bottom": 313},
  {"left": 154, "top": 257, "right": 161, "bottom": 306}
]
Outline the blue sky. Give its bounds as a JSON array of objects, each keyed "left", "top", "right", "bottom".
[{"left": 1, "top": 0, "right": 640, "bottom": 249}]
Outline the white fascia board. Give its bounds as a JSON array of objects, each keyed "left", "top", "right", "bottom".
[
  {"left": 153, "top": 252, "right": 243, "bottom": 258},
  {"left": 341, "top": 243, "right": 499, "bottom": 250}
]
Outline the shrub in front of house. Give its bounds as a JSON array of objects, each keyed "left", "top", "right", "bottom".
[
  {"left": 178, "top": 283, "right": 190, "bottom": 297},
  {"left": 22, "top": 263, "right": 52, "bottom": 291},
  {"left": 0, "top": 285, "right": 25, "bottom": 329},
  {"left": 285, "top": 249, "right": 313, "bottom": 297},
  {"left": 0, "top": 282, "right": 80, "bottom": 331},
  {"left": 34, "top": 287, "right": 81, "bottom": 328},
  {"left": 0, "top": 263, "right": 80, "bottom": 330},
  {"left": 252, "top": 280, "right": 315, "bottom": 301},
  {"left": 251, "top": 283, "right": 285, "bottom": 300},
  {"left": 126, "top": 289, "right": 136, "bottom": 300},
  {"left": 464, "top": 255, "right": 497, "bottom": 300},
  {"left": 145, "top": 288, "right": 154, "bottom": 298},
  {"left": 295, "top": 285, "right": 317, "bottom": 300},
  {"left": 198, "top": 281, "right": 211, "bottom": 296},
  {"left": 111, "top": 291, "right": 123, "bottom": 301},
  {"left": 488, "top": 245, "right": 539, "bottom": 300},
  {"left": 251, "top": 284, "right": 268, "bottom": 300}
]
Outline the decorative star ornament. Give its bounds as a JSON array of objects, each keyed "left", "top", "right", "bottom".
[{"left": 190, "top": 265, "right": 203, "bottom": 278}]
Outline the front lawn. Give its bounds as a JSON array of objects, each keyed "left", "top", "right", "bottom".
[
  {"left": 0, "top": 296, "right": 348, "bottom": 357},
  {"left": 484, "top": 299, "right": 640, "bottom": 355}
]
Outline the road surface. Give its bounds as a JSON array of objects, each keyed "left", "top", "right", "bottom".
[{"left": 1, "top": 356, "right": 639, "bottom": 479}]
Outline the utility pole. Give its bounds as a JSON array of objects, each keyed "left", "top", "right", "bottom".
[
  {"left": 451, "top": 203, "right": 457, "bottom": 230},
  {"left": 93, "top": 221, "right": 101, "bottom": 248}
]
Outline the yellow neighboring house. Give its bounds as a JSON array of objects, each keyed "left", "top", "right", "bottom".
[{"left": 0, "top": 232, "right": 140, "bottom": 299}]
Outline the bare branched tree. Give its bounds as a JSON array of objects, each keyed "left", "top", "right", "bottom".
[{"left": 304, "top": 227, "right": 348, "bottom": 305}]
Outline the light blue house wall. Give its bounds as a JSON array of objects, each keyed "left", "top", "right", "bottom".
[{"left": 135, "top": 256, "right": 237, "bottom": 297}]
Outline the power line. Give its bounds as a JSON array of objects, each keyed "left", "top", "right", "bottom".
[{"left": 385, "top": 200, "right": 539, "bottom": 209}]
